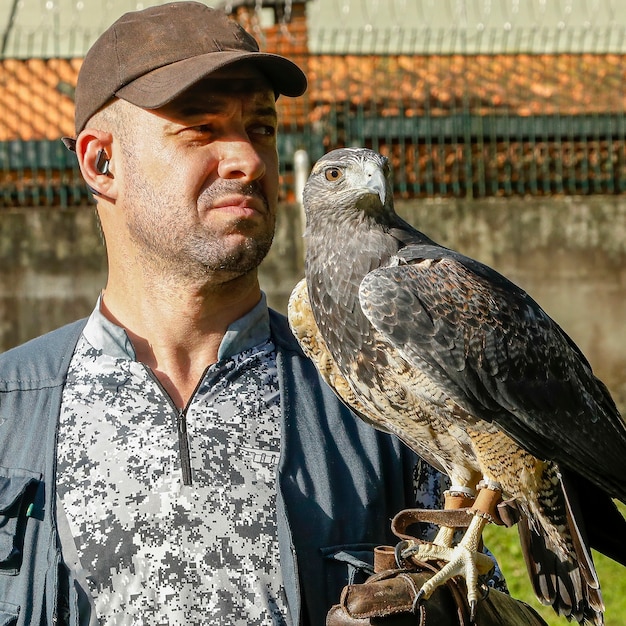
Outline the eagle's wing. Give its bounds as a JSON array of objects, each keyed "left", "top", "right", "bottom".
[
  {"left": 288, "top": 278, "right": 397, "bottom": 437},
  {"left": 359, "top": 243, "right": 626, "bottom": 501}
]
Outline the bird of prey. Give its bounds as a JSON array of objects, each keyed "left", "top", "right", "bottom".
[{"left": 288, "top": 147, "right": 626, "bottom": 625}]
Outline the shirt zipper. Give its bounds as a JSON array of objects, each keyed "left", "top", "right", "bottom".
[
  {"left": 143, "top": 365, "right": 206, "bottom": 487},
  {"left": 177, "top": 407, "right": 193, "bottom": 486}
]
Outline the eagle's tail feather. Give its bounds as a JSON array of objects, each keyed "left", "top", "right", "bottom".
[
  {"left": 517, "top": 477, "right": 605, "bottom": 626},
  {"left": 561, "top": 470, "right": 626, "bottom": 567}
]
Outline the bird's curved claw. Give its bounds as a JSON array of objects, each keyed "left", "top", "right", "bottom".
[
  {"left": 415, "top": 588, "right": 425, "bottom": 605},
  {"left": 469, "top": 599, "right": 477, "bottom": 623},
  {"left": 394, "top": 539, "right": 412, "bottom": 568}
]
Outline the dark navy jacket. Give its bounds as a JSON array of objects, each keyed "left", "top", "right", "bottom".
[{"left": 0, "top": 311, "right": 436, "bottom": 626}]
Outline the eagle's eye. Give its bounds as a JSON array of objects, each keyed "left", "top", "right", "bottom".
[{"left": 324, "top": 167, "right": 343, "bottom": 182}]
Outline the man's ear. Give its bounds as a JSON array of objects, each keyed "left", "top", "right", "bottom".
[{"left": 75, "top": 129, "right": 117, "bottom": 200}]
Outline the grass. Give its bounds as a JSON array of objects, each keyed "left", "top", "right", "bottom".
[{"left": 483, "top": 501, "right": 626, "bottom": 625}]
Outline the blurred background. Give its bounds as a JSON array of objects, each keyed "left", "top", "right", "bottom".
[{"left": 1, "top": 1, "right": 626, "bottom": 623}]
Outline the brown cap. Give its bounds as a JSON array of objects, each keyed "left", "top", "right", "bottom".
[{"left": 72, "top": 1, "right": 307, "bottom": 135}]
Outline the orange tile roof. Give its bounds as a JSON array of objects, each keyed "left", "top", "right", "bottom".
[
  {"left": 305, "top": 52, "right": 626, "bottom": 119},
  {"left": 1, "top": 52, "right": 624, "bottom": 141},
  {"left": 0, "top": 58, "right": 79, "bottom": 141}
]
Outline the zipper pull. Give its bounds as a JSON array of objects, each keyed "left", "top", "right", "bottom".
[{"left": 177, "top": 407, "right": 193, "bottom": 486}]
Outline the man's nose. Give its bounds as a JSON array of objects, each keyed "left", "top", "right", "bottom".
[{"left": 216, "top": 138, "right": 266, "bottom": 182}]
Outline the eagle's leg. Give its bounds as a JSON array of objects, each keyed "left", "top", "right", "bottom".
[
  {"left": 401, "top": 481, "right": 503, "bottom": 618},
  {"left": 431, "top": 486, "right": 477, "bottom": 548}
]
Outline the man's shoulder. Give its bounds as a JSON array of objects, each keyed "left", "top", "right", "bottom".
[
  {"left": 268, "top": 308, "right": 302, "bottom": 353},
  {"left": 0, "top": 319, "right": 87, "bottom": 389}
]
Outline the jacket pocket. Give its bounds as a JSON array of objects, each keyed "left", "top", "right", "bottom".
[
  {"left": 321, "top": 543, "right": 378, "bottom": 587},
  {"left": 0, "top": 600, "right": 19, "bottom": 626},
  {"left": 0, "top": 467, "right": 42, "bottom": 575}
]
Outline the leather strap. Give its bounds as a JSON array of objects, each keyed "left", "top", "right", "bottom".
[
  {"left": 470, "top": 487, "right": 504, "bottom": 525},
  {"left": 391, "top": 494, "right": 521, "bottom": 538},
  {"left": 391, "top": 508, "right": 472, "bottom": 542}
]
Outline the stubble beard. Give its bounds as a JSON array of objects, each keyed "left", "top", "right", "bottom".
[{"left": 126, "top": 178, "right": 275, "bottom": 283}]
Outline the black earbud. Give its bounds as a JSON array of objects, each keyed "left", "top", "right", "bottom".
[{"left": 95, "top": 149, "right": 110, "bottom": 175}]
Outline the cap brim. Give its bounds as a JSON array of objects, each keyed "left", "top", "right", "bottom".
[{"left": 115, "top": 50, "right": 307, "bottom": 109}]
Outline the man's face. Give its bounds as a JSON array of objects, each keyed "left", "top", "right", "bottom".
[{"left": 113, "top": 65, "right": 280, "bottom": 282}]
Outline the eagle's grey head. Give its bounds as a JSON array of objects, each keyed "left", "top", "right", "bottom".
[{"left": 302, "top": 148, "right": 395, "bottom": 231}]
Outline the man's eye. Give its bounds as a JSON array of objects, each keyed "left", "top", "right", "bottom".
[
  {"left": 250, "top": 124, "right": 276, "bottom": 137},
  {"left": 190, "top": 124, "right": 213, "bottom": 134}
]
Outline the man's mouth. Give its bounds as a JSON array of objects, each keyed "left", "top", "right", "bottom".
[{"left": 210, "top": 194, "right": 265, "bottom": 217}]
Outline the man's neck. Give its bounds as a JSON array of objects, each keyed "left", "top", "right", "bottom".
[{"left": 99, "top": 273, "right": 263, "bottom": 408}]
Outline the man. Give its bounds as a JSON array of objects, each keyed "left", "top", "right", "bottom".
[{"left": 0, "top": 3, "right": 444, "bottom": 625}]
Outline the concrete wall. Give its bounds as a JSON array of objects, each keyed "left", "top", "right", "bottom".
[
  {"left": 1, "top": 196, "right": 624, "bottom": 414},
  {"left": 0, "top": 206, "right": 107, "bottom": 349}
]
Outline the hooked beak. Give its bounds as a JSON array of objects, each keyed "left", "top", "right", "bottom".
[{"left": 365, "top": 167, "right": 387, "bottom": 205}]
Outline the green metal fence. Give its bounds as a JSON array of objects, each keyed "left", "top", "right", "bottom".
[
  {"left": 2, "top": 1, "right": 626, "bottom": 206},
  {"left": 282, "top": 47, "right": 626, "bottom": 200},
  {"left": 0, "top": 138, "right": 86, "bottom": 207}
]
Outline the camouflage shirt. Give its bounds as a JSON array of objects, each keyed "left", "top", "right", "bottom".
[{"left": 56, "top": 296, "right": 288, "bottom": 625}]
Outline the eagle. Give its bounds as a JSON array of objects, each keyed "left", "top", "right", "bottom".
[{"left": 287, "top": 147, "right": 626, "bottom": 624}]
